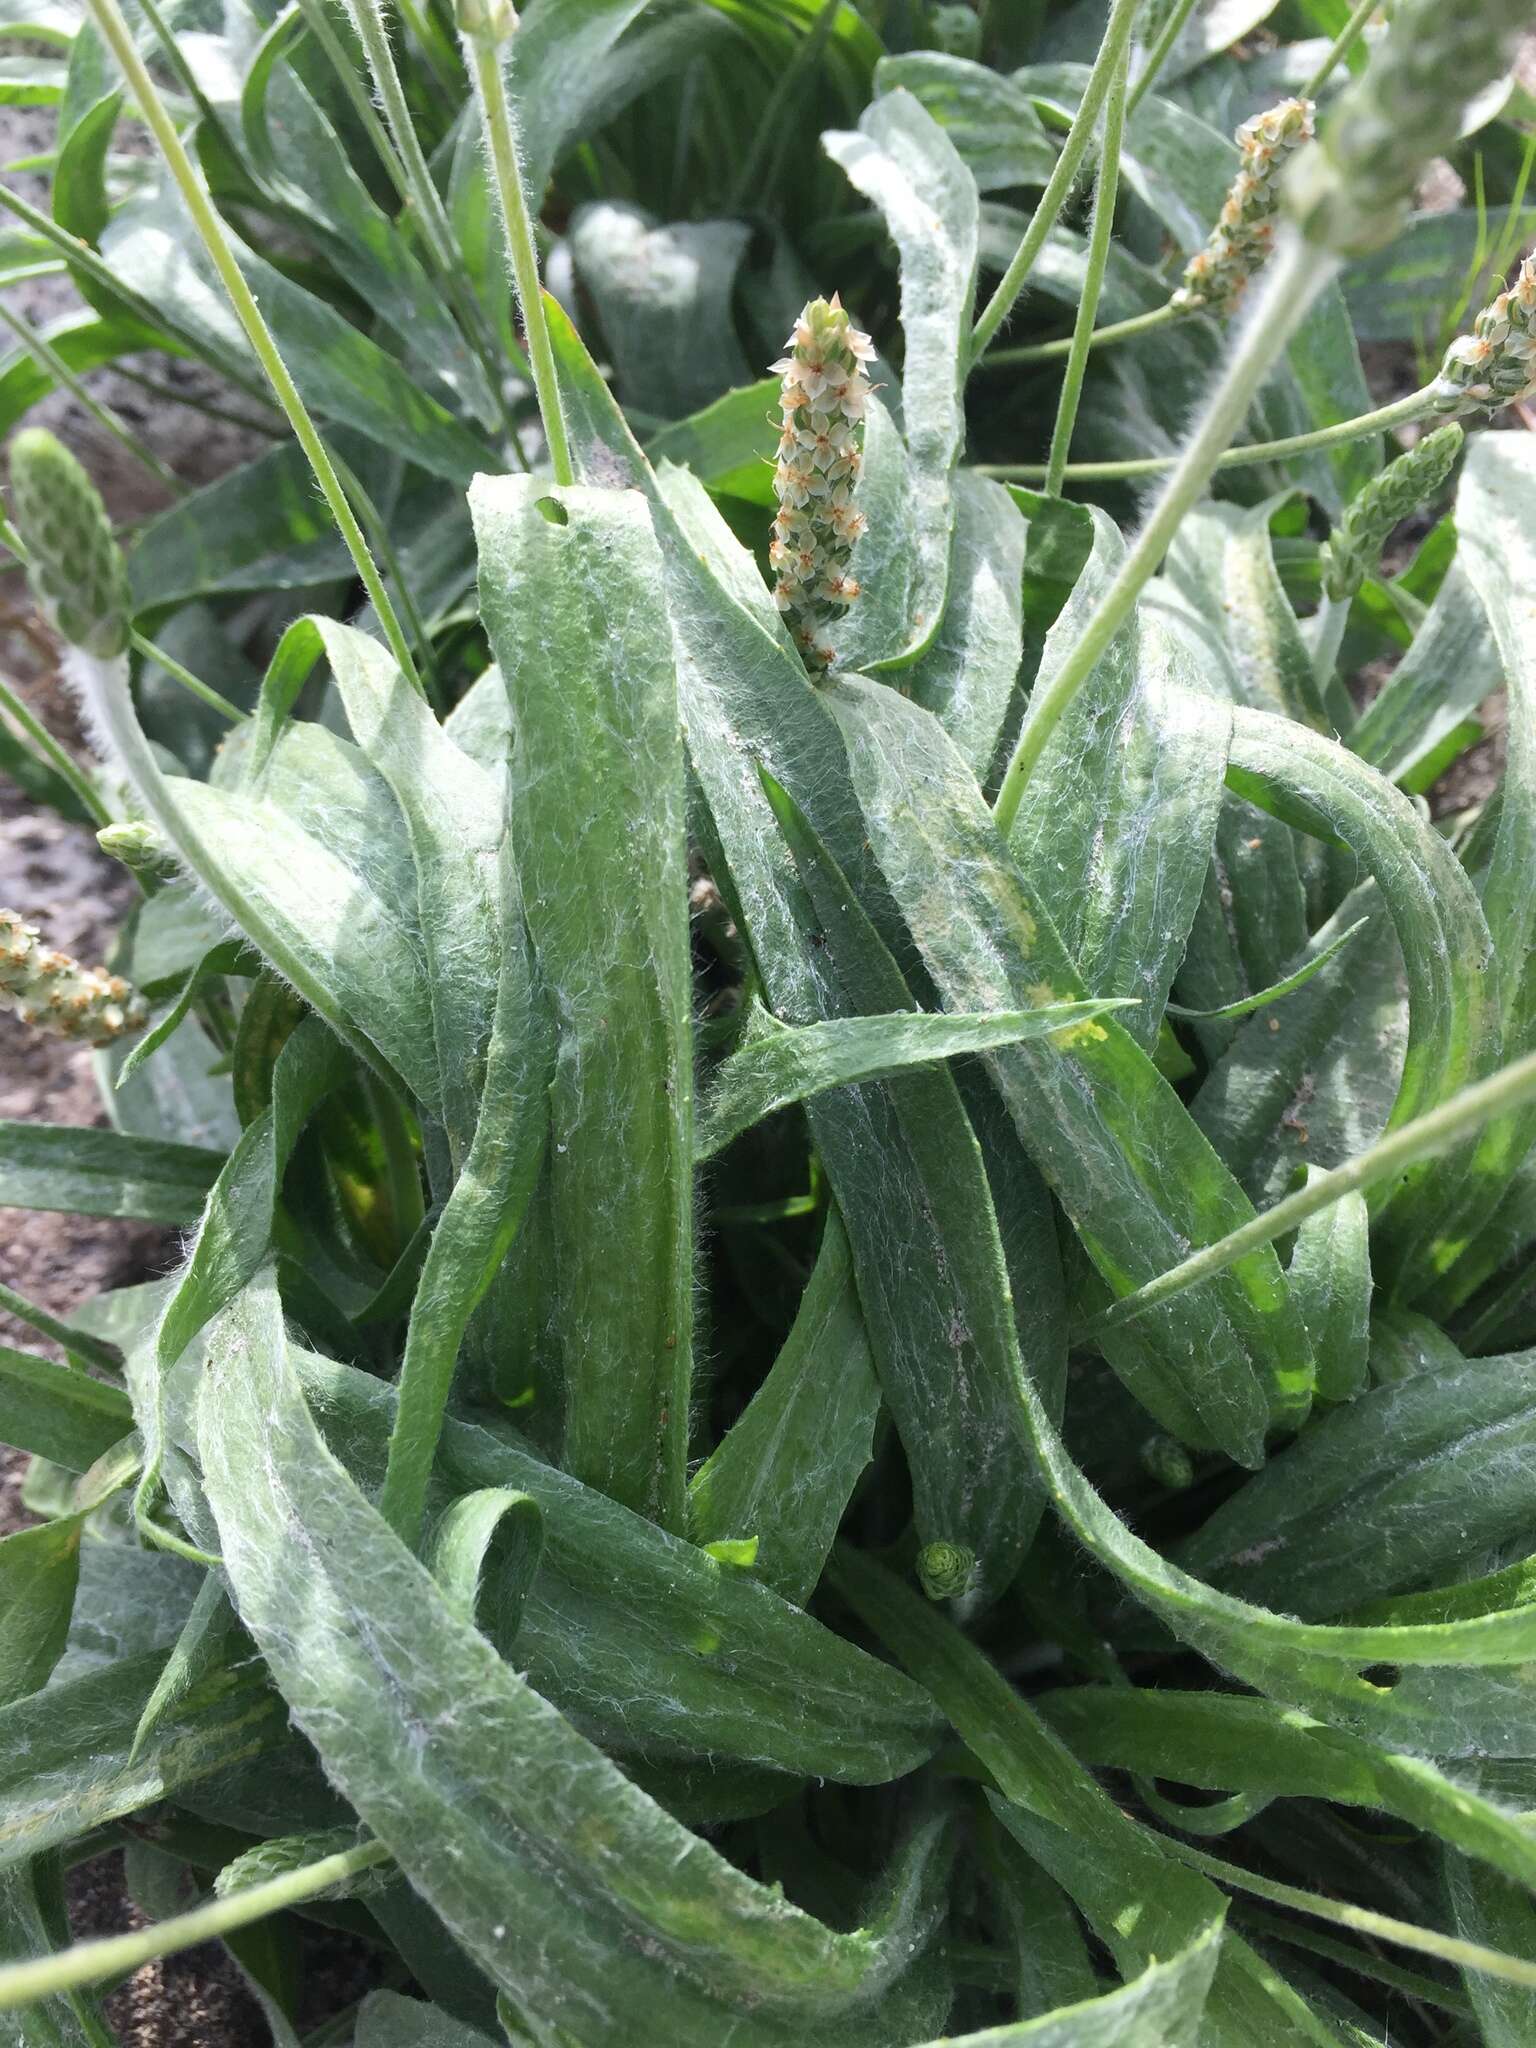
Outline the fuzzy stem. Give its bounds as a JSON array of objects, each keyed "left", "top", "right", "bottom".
[
  {"left": 1303, "top": 0, "right": 1379, "bottom": 98},
  {"left": 1044, "top": 37, "right": 1130, "bottom": 495},
  {"left": 293, "top": 0, "right": 415, "bottom": 209},
  {"left": 979, "top": 300, "right": 1186, "bottom": 369},
  {"left": 464, "top": 20, "right": 574, "bottom": 486},
  {"left": 0, "top": 302, "right": 183, "bottom": 497},
  {"left": 81, "top": 0, "right": 425, "bottom": 698},
  {"left": 0, "top": 1841, "right": 391, "bottom": 2011},
  {"left": 969, "top": 0, "right": 1142, "bottom": 366},
  {"left": 0, "top": 666, "right": 113, "bottom": 826},
  {"left": 1127, "top": 0, "right": 1199, "bottom": 113},
  {"left": 342, "top": 0, "right": 506, "bottom": 411},
  {"left": 1091, "top": 1043, "right": 1536, "bottom": 1339},
  {"left": 976, "top": 384, "right": 1430, "bottom": 484},
  {"left": 992, "top": 231, "right": 1336, "bottom": 838}
]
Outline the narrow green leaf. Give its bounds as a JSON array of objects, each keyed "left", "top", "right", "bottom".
[
  {"left": 1166, "top": 500, "right": 1330, "bottom": 729},
  {"left": 199, "top": 1273, "right": 951, "bottom": 2045},
  {"left": 0, "top": 1854, "right": 115, "bottom": 2047},
  {"left": 1167, "top": 916, "right": 1370, "bottom": 1025},
  {"left": 827, "top": 676, "right": 1313, "bottom": 1459},
  {"left": 469, "top": 474, "right": 692, "bottom": 1532},
  {"left": 1447, "top": 1851, "right": 1536, "bottom": 2045},
  {"left": 1044, "top": 1688, "right": 1536, "bottom": 1895},
  {"left": 1009, "top": 511, "right": 1231, "bottom": 1048},
  {"left": 378, "top": 829, "right": 548, "bottom": 1550},
  {"left": 546, "top": 303, "right": 1059, "bottom": 1593},
  {"left": 905, "top": 472, "right": 1027, "bottom": 780},
  {"left": 0, "top": 1653, "right": 285, "bottom": 1871},
  {"left": 688, "top": 1211, "right": 880, "bottom": 1606},
  {"left": 1224, "top": 706, "right": 1502, "bottom": 1272},
  {"left": 426, "top": 1487, "right": 543, "bottom": 1650},
  {"left": 697, "top": 998, "right": 1130, "bottom": 1160},
  {"left": 1287, "top": 1169, "right": 1371, "bottom": 1402},
  {"left": 822, "top": 89, "right": 977, "bottom": 667},
  {"left": 873, "top": 53, "right": 1056, "bottom": 191},
  {"left": 0, "top": 1517, "right": 81, "bottom": 1707},
  {"left": 0, "top": 1349, "right": 131, "bottom": 1470},
  {"left": 1176, "top": 1347, "right": 1536, "bottom": 1617},
  {"left": 310, "top": 618, "right": 503, "bottom": 1160},
  {"left": 0, "top": 1121, "right": 221, "bottom": 1223},
  {"left": 296, "top": 1343, "right": 942, "bottom": 1784},
  {"left": 100, "top": 192, "right": 493, "bottom": 483}
]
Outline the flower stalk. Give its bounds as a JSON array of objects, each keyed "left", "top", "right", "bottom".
[
  {"left": 769, "top": 296, "right": 874, "bottom": 670},
  {"left": 459, "top": 0, "right": 574, "bottom": 485},
  {"left": 80, "top": 0, "right": 426, "bottom": 697}
]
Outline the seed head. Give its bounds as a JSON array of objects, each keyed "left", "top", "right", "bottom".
[
  {"left": 1320, "top": 423, "right": 1463, "bottom": 602},
  {"left": 769, "top": 296, "right": 874, "bottom": 673},
  {"left": 1286, "top": 0, "right": 1529, "bottom": 255},
  {"left": 8, "top": 429, "right": 130, "bottom": 659},
  {"left": 1173, "top": 99, "right": 1315, "bottom": 317},
  {"left": 0, "top": 907, "right": 146, "bottom": 1046},
  {"left": 1429, "top": 257, "right": 1536, "bottom": 419}
]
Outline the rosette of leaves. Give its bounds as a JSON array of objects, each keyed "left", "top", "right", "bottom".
[{"left": 2, "top": 0, "right": 1536, "bottom": 2042}]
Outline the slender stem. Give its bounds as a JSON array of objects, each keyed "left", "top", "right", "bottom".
[
  {"left": 0, "top": 182, "right": 270, "bottom": 406},
  {"left": 977, "top": 384, "right": 1431, "bottom": 484},
  {"left": 344, "top": 0, "right": 456, "bottom": 215},
  {"left": 0, "top": 303, "right": 184, "bottom": 497},
  {"left": 342, "top": 0, "right": 503, "bottom": 397},
  {"left": 0, "top": 1279, "right": 123, "bottom": 1370},
  {"left": 0, "top": 666, "right": 113, "bottom": 825},
  {"left": 981, "top": 300, "right": 1185, "bottom": 369},
  {"left": 0, "top": 1841, "right": 391, "bottom": 2011},
  {"left": 82, "top": 0, "right": 425, "bottom": 698},
  {"left": 1044, "top": 37, "right": 1129, "bottom": 495},
  {"left": 465, "top": 21, "right": 574, "bottom": 485},
  {"left": 293, "top": 0, "right": 414, "bottom": 210},
  {"left": 992, "top": 232, "right": 1337, "bottom": 838},
  {"left": 1091, "top": 1043, "right": 1536, "bottom": 1338},
  {"left": 1303, "top": 0, "right": 1378, "bottom": 98},
  {"left": 1127, "top": 0, "right": 1200, "bottom": 114},
  {"left": 970, "top": 0, "right": 1141, "bottom": 366},
  {"left": 130, "top": 631, "right": 244, "bottom": 723},
  {"left": 135, "top": 0, "right": 230, "bottom": 141}
]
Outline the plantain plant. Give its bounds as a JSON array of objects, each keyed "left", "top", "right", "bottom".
[{"left": 5, "top": 0, "right": 1536, "bottom": 2043}]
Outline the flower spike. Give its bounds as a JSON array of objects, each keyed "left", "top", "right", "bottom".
[
  {"left": 1173, "top": 98, "right": 1315, "bottom": 318},
  {"left": 770, "top": 296, "right": 874, "bottom": 672},
  {"left": 0, "top": 907, "right": 146, "bottom": 1045},
  {"left": 1430, "top": 256, "right": 1536, "bottom": 419}
]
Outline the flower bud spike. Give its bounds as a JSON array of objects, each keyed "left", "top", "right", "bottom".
[
  {"left": 7, "top": 429, "right": 130, "bottom": 660},
  {"left": 769, "top": 296, "right": 874, "bottom": 673},
  {"left": 1429, "top": 256, "right": 1536, "bottom": 420},
  {"left": 1320, "top": 423, "right": 1463, "bottom": 602},
  {"left": 1172, "top": 99, "right": 1315, "bottom": 318},
  {"left": 0, "top": 907, "right": 147, "bottom": 1046},
  {"left": 1285, "top": 0, "right": 1530, "bottom": 255}
]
